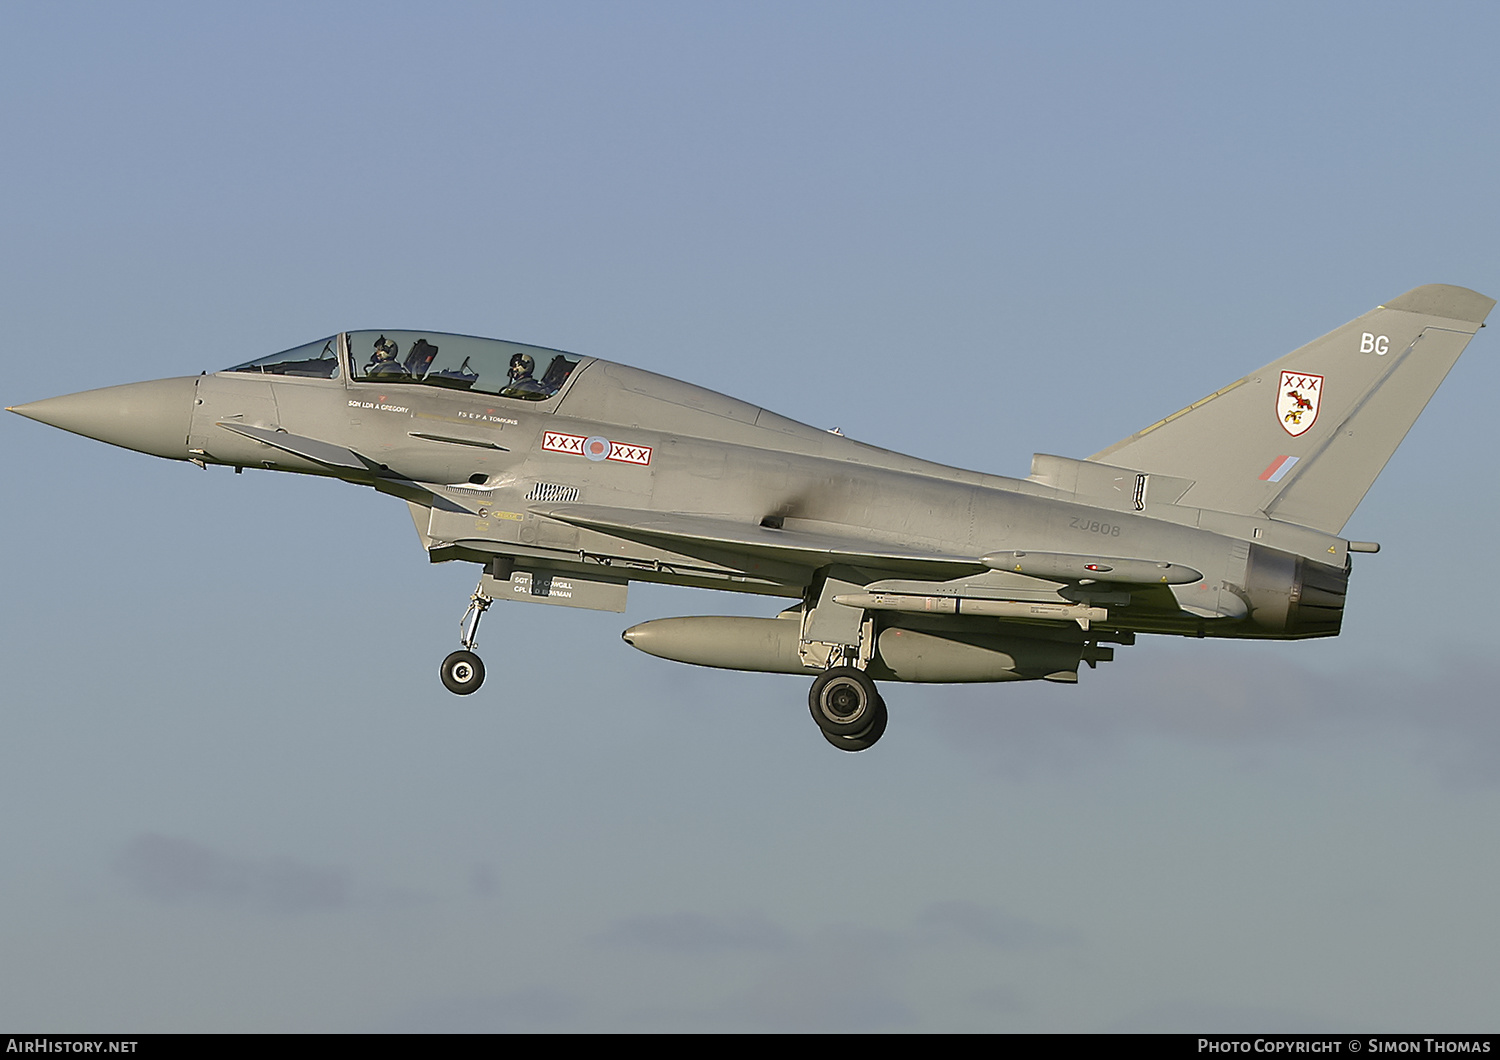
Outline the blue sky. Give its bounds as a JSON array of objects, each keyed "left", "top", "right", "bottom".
[{"left": 2, "top": 1, "right": 1498, "bottom": 1032}]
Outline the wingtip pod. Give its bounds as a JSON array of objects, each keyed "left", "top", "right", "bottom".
[{"left": 1381, "top": 284, "right": 1495, "bottom": 325}]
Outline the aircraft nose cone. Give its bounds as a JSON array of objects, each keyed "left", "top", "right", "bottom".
[{"left": 9, "top": 377, "right": 198, "bottom": 461}]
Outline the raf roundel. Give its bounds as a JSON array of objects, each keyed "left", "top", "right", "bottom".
[{"left": 584, "top": 435, "right": 611, "bottom": 461}]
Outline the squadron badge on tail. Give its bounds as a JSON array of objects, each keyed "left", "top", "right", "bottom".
[{"left": 1278, "top": 371, "right": 1323, "bottom": 436}]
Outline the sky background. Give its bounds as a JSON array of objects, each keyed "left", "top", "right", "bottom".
[{"left": 2, "top": 1, "right": 1498, "bottom": 1033}]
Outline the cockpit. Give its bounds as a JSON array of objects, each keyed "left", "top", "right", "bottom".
[{"left": 224, "top": 331, "right": 583, "bottom": 402}]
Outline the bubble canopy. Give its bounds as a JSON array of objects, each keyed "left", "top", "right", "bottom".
[{"left": 225, "top": 331, "right": 584, "bottom": 401}]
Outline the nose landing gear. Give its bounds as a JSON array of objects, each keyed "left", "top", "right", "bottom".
[
  {"left": 441, "top": 650, "right": 485, "bottom": 694},
  {"left": 441, "top": 578, "right": 493, "bottom": 695}
]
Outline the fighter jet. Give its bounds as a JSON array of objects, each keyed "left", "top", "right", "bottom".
[{"left": 9, "top": 284, "right": 1492, "bottom": 750}]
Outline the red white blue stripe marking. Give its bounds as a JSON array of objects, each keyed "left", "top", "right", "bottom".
[{"left": 1259, "top": 455, "right": 1299, "bottom": 483}]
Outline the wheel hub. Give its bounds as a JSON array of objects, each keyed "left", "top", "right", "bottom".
[{"left": 825, "top": 682, "right": 863, "bottom": 719}]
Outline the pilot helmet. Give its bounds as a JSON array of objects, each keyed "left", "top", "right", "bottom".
[
  {"left": 372, "top": 336, "right": 399, "bottom": 362},
  {"left": 509, "top": 352, "right": 535, "bottom": 378}
]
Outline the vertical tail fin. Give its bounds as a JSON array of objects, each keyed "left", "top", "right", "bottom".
[{"left": 1089, "top": 284, "right": 1494, "bottom": 534}]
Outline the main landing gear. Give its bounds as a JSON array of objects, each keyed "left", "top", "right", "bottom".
[
  {"left": 439, "top": 567, "right": 891, "bottom": 751},
  {"left": 441, "top": 579, "right": 493, "bottom": 695},
  {"left": 808, "top": 666, "right": 888, "bottom": 752}
]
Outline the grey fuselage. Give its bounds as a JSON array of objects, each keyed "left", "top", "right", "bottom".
[{"left": 145, "top": 337, "right": 1341, "bottom": 648}]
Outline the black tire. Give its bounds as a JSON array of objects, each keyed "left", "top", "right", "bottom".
[
  {"left": 821, "top": 695, "right": 888, "bottom": 752},
  {"left": 441, "top": 650, "right": 486, "bottom": 695},
  {"left": 808, "top": 666, "right": 880, "bottom": 736}
]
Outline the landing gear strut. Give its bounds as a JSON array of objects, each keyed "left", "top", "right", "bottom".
[
  {"left": 441, "top": 578, "right": 493, "bottom": 695},
  {"left": 808, "top": 666, "right": 888, "bottom": 751}
]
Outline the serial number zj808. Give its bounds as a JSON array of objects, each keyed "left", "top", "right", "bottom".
[{"left": 1069, "top": 516, "right": 1122, "bottom": 536}]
